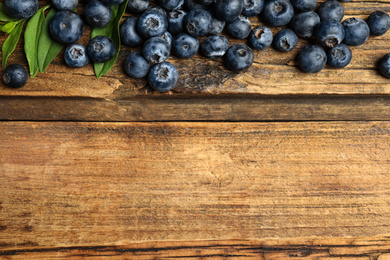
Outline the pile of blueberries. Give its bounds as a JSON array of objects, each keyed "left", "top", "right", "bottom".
[{"left": 3, "top": 0, "right": 390, "bottom": 92}]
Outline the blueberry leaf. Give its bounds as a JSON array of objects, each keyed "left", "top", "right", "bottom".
[
  {"left": 0, "top": 3, "right": 18, "bottom": 22},
  {"left": 1, "top": 21, "right": 16, "bottom": 34},
  {"left": 91, "top": 0, "right": 129, "bottom": 79},
  {"left": 37, "top": 8, "right": 64, "bottom": 73},
  {"left": 24, "top": 5, "right": 50, "bottom": 77},
  {"left": 2, "top": 20, "right": 25, "bottom": 69}
]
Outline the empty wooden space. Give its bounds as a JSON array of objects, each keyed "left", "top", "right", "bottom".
[{"left": 1, "top": 0, "right": 390, "bottom": 259}]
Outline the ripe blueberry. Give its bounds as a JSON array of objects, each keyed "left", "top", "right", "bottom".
[
  {"left": 326, "top": 43, "right": 352, "bottom": 68},
  {"left": 290, "top": 11, "right": 320, "bottom": 38},
  {"left": 298, "top": 45, "right": 327, "bottom": 73},
  {"left": 87, "top": 36, "right": 116, "bottom": 63},
  {"left": 168, "top": 10, "right": 187, "bottom": 36},
  {"left": 273, "top": 28, "right": 298, "bottom": 52},
  {"left": 49, "top": 11, "right": 84, "bottom": 45},
  {"left": 379, "top": 53, "right": 390, "bottom": 78},
  {"left": 342, "top": 17, "right": 370, "bottom": 46},
  {"left": 316, "top": 0, "right": 344, "bottom": 22},
  {"left": 201, "top": 35, "right": 229, "bottom": 59},
  {"left": 137, "top": 8, "right": 168, "bottom": 39},
  {"left": 64, "top": 43, "right": 89, "bottom": 68},
  {"left": 225, "top": 43, "right": 254, "bottom": 72},
  {"left": 84, "top": 0, "right": 112, "bottom": 28},
  {"left": 314, "top": 20, "right": 345, "bottom": 48},
  {"left": 227, "top": 16, "right": 252, "bottom": 39},
  {"left": 2, "top": 64, "right": 28, "bottom": 89},
  {"left": 149, "top": 62, "right": 179, "bottom": 92},
  {"left": 143, "top": 36, "right": 170, "bottom": 63},
  {"left": 156, "top": 0, "right": 184, "bottom": 10},
  {"left": 100, "top": 0, "right": 125, "bottom": 4},
  {"left": 290, "top": 0, "right": 317, "bottom": 13},
  {"left": 185, "top": 9, "right": 212, "bottom": 37},
  {"left": 4, "top": 0, "right": 38, "bottom": 19},
  {"left": 172, "top": 33, "right": 199, "bottom": 58},
  {"left": 261, "top": 0, "right": 294, "bottom": 27},
  {"left": 120, "top": 17, "right": 144, "bottom": 47},
  {"left": 124, "top": 52, "right": 150, "bottom": 78},
  {"left": 215, "top": 0, "right": 244, "bottom": 23},
  {"left": 209, "top": 15, "right": 226, "bottom": 35},
  {"left": 367, "top": 10, "right": 390, "bottom": 36},
  {"left": 242, "top": 0, "right": 264, "bottom": 17},
  {"left": 127, "top": 0, "right": 149, "bottom": 13},
  {"left": 52, "top": 0, "right": 78, "bottom": 11},
  {"left": 249, "top": 25, "right": 273, "bottom": 50}
]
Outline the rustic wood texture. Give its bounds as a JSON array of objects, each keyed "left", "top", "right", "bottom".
[{"left": 1, "top": 121, "right": 390, "bottom": 257}]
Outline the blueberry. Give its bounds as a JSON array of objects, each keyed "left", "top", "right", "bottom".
[
  {"left": 248, "top": 25, "right": 273, "bottom": 50},
  {"left": 273, "top": 28, "right": 298, "bottom": 52},
  {"left": 326, "top": 43, "right": 352, "bottom": 68},
  {"left": 172, "top": 33, "right": 199, "bottom": 58},
  {"left": 127, "top": 0, "right": 149, "bottom": 13},
  {"left": 52, "top": 0, "right": 78, "bottom": 11},
  {"left": 137, "top": 8, "right": 168, "bottom": 38},
  {"left": 290, "top": 0, "right": 317, "bottom": 13},
  {"left": 367, "top": 10, "right": 390, "bottom": 36},
  {"left": 184, "top": 0, "right": 208, "bottom": 10},
  {"left": 342, "top": 17, "right": 370, "bottom": 46},
  {"left": 314, "top": 20, "right": 345, "bottom": 48},
  {"left": 2, "top": 64, "right": 28, "bottom": 89},
  {"left": 261, "top": 0, "right": 294, "bottom": 27},
  {"left": 316, "top": 0, "right": 344, "bottom": 22},
  {"left": 49, "top": 11, "right": 84, "bottom": 45},
  {"left": 149, "top": 62, "right": 179, "bottom": 92},
  {"left": 120, "top": 17, "right": 143, "bottom": 47},
  {"left": 84, "top": 0, "right": 112, "bottom": 28},
  {"left": 379, "top": 53, "right": 390, "bottom": 78},
  {"left": 168, "top": 9, "right": 187, "bottom": 36},
  {"left": 160, "top": 31, "right": 173, "bottom": 50},
  {"left": 215, "top": 0, "right": 244, "bottom": 23},
  {"left": 225, "top": 43, "right": 254, "bottom": 72},
  {"left": 145, "top": 5, "right": 168, "bottom": 16},
  {"left": 227, "top": 16, "right": 252, "bottom": 39},
  {"left": 64, "top": 43, "right": 89, "bottom": 68},
  {"left": 100, "top": 0, "right": 125, "bottom": 4},
  {"left": 242, "top": 0, "right": 264, "bottom": 17},
  {"left": 185, "top": 9, "right": 212, "bottom": 37},
  {"left": 124, "top": 52, "right": 150, "bottom": 78},
  {"left": 4, "top": 0, "right": 38, "bottom": 19},
  {"left": 209, "top": 15, "right": 226, "bottom": 35},
  {"left": 143, "top": 36, "right": 170, "bottom": 63},
  {"left": 196, "top": 0, "right": 215, "bottom": 4},
  {"left": 87, "top": 36, "right": 116, "bottom": 63},
  {"left": 201, "top": 35, "right": 229, "bottom": 59},
  {"left": 157, "top": 0, "right": 184, "bottom": 10},
  {"left": 298, "top": 45, "right": 327, "bottom": 73},
  {"left": 290, "top": 11, "right": 320, "bottom": 38}
]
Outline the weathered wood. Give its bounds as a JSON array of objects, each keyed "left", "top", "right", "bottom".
[{"left": 0, "top": 121, "right": 390, "bottom": 255}]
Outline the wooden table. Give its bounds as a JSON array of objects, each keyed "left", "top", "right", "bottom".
[{"left": 1, "top": 1, "right": 390, "bottom": 259}]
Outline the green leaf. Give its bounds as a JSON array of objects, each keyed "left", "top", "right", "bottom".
[
  {"left": 37, "top": 8, "right": 64, "bottom": 73},
  {"left": 24, "top": 5, "right": 50, "bottom": 77},
  {"left": 1, "top": 21, "right": 16, "bottom": 34},
  {"left": 0, "top": 3, "right": 18, "bottom": 22},
  {"left": 91, "top": 0, "right": 129, "bottom": 79},
  {"left": 2, "top": 20, "right": 25, "bottom": 69}
]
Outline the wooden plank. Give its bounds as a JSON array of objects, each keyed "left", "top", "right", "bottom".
[
  {"left": 0, "top": 121, "right": 390, "bottom": 254},
  {"left": 1, "top": 0, "right": 390, "bottom": 99},
  {"left": 1, "top": 95, "right": 390, "bottom": 122}
]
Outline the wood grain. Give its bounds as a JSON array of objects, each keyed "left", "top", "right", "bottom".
[{"left": 0, "top": 121, "right": 390, "bottom": 256}]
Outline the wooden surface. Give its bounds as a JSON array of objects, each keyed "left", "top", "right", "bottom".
[{"left": 2, "top": 0, "right": 390, "bottom": 259}]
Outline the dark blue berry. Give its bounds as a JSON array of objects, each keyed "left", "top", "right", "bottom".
[
  {"left": 87, "top": 36, "right": 116, "bottom": 63},
  {"left": 184, "top": 0, "right": 208, "bottom": 10},
  {"left": 379, "top": 53, "right": 390, "bottom": 78},
  {"left": 2, "top": 64, "right": 28, "bottom": 89},
  {"left": 316, "top": 0, "right": 344, "bottom": 22},
  {"left": 64, "top": 43, "right": 89, "bottom": 68},
  {"left": 84, "top": 0, "right": 112, "bottom": 28},
  {"left": 215, "top": 0, "right": 244, "bottom": 23},
  {"left": 137, "top": 8, "right": 168, "bottom": 39},
  {"left": 209, "top": 15, "right": 226, "bottom": 35},
  {"left": 127, "top": 0, "right": 149, "bottom": 13},
  {"left": 273, "top": 28, "right": 298, "bottom": 52},
  {"left": 160, "top": 31, "right": 173, "bottom": 50},
  {"left": 168, "top": 9, "right": 187, "bottom": 36},
  {"left": 201, "top": 35, "right": 229, "bottom": 59},
  {"left": 261, "top": 0, "right": 294, "bottom": 27},
  {"left": 172, "top": 33, "right": 199, "bottom": 58},
  {"left": 52, "top": 0, "right": 78, "bottom": 11},
  {"left": 227, "top": 16, "right": 252, "bottom": 39},
  {"left": 249, "top": 25, "right": 273, "bottom": 50},
  {"left": 143, "top": 36, "right": 170, "bottom": 63},
  {"left": 342, "top": 17, "right": 370, "bottom": 46},
  {"left": 290, "top": 11, "right": 320, "bottom": 38},
  {"left": 120, "top": 17, "right": 144, "bottom": 47},
  {"left": 225, "top": 43, "right": 254, "bottom": 72},
  {"left": 290, "top": 0, "right": 317, "bottom": 13},
  {"left": 124, "top": 52, "right": 150, "bottom": 78},
  {"left": 367, "top": 10, "right": 390, "bottom": 36},
  {"left": 242, "top": 0, "right": 264, "bottom": 17},
  {"left": 157, "top": 0, "right": 184, "bottom": 10},
  {"left": 298, "top": 45, "right": 327, "bottom": 73},
  {"left": 49, "top": 11, "right": 84, "bottom": 45},
  {"left": 314, "top": 20, "right": 345, "bottom": 48},
  {"left": 326, "top": 43, "right": 352, "bottom": 68},
  {"left": 4, "top": 0, "right": 38, "bottom": 19},
  {"left": 185, "top": 9, "right": 212, "bottom": 37},
  {"left": 196, "top": 0, "right": 215, "bottom": 5},
  {"left": 100, "top": 0, "right": 125, "bottom": 4},
  {"left": 149, "top": 62, "right": 179, "bottom": 92}
]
